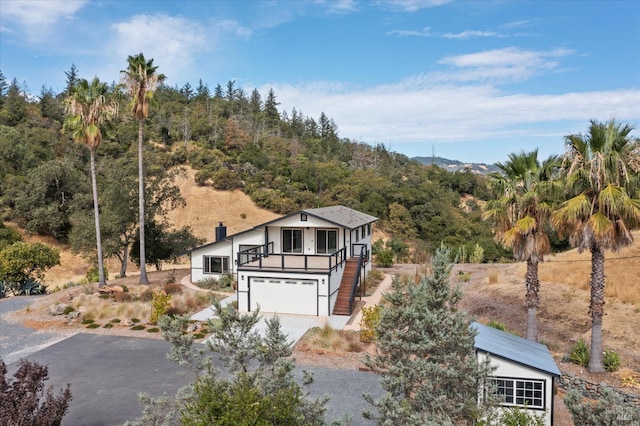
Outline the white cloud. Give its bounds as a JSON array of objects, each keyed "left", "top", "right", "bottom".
[
  {"left": 380, "top": 0, "right": 452, "bottom": 12},
  {"left": 436, "top": 47, "right": 575, "bottom": 83},
  {"left": 441, "top": 30, "right": 500, "bottom": 39},
  {"left": 387, "top": 27, "right": 502, "bottom": 39},
  {"left": 105, "top": 14, "right": 208, "bottom": 85},
  {"left": 268, "top": 78, "right": 640, "bottom": 153},
  {"left": 0, "top": 0, "right": 88, "bottom": 40}
]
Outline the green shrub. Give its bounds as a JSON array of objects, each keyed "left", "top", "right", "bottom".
[
  {"left": 81, "top": 318, "right": 95, "bottom": 325},
  {"left": 359, "top": 305, "right": 382, "bottom": 343},
  {"left": 131, "top": 324, "right": 145, "bottom": 331},
  {"left": 146, "top": 327, "right": 160, "bottom": 333},
  {"left": 564, "top": 386, "right": 640, "bottom": 425},
  {"left": 375, "top": 249, "right": 394, "bottom": 267},
  {"left": 603, "top": 349, "right": 621, "bottom": 372},
  {"left": 62, "top": 306, "right": 75, "bottom": 315},
  {"left": 487, "top": 319, "right": 507, "bottom": 332},
  {"left": 86, "top": 323, "right": 100, "bottom": 329},
  {"left": 85, "top": 265, "right": 108, "bottom": 283},
  {"left": 103, "top": 323, "right": 113, "bottom": 329},
  {"left": 121, "top": 285, "right": 129, "bottom": 292},
  {"left": 569, "top": 339, "right": 590, "bottom": 367},
  {"left": 195, "top": 274, "right": 235, "bottom": 292},
  {"left": 150, "top": 290, "right": 171, "bottom": 324},
  {"left": 110, "top": 318, "right": 121, "bottom": 323},
  {"left": 130, "top": 317, "right": 140, "bottom": 323},
  {"left": 481, "top": 406, "right": 545, "bottom": 426}
]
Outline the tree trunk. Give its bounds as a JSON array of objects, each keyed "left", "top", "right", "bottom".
[
  {"left": 588, "top": 243, "right": 606, "bottom": 373},
  {"left": 119, "top": 244, "right": 129, "bottom": 278},
  {"left": 90, "top": 149, "right": 106, "bottom": 287},
  {"left": 525, "top": 259, "right": 539, "bottom": 341},
  {"left": 137, "top": 119, "right": 149, "bottom": 284}
]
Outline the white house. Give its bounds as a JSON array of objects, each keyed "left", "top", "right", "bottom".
[
  {"left": 473, "top": 322, "right": 561, "bottom": 426},
  {"left": 189, "top": 205, "right": 378, "bottom": 317}
]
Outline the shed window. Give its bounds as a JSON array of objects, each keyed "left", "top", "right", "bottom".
[
  {"left": 493, "top": 378, "right": 545, "bottom": 410},
  {"left": 203, "top": 256, "right": 230, "bottom": 274}
]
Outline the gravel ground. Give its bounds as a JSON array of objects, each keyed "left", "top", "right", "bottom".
[{"left": 0, "top": 295, "right": 76, "bottom": 365}]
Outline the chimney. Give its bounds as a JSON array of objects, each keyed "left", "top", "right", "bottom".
[{"left": 215, "top": 222, "right": 227, "bottom": 242}]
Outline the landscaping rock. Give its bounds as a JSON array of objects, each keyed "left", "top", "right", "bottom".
[
  {"left": 67, "top": 311, "right": 81, "bottom": 320},
  {"left": 49, "top": 303, "right": 70, "bottom": 316}
]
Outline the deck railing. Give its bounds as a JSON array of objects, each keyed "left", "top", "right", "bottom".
[{"left": 237, "top": 245, "right": 347, "bottom": 272}]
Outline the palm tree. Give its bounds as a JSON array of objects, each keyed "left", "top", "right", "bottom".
[
  {"left": 553, "top": 119, "right": 640, "bottom": 372},
  {"left": 484, "top": 150, "right": 561, "bottom": 341},
  {"left": 64, "top": 77, "right": 118, "bottom": 287},
  {"left": 120, "top": 53, "right": 165, "bottom": 284}
]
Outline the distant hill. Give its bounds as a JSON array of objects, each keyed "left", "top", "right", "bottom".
[{"left": 413, "top": 156, "right": 499, "bottom": 175}]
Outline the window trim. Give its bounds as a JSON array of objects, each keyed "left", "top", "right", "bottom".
[
  {"left": 203, "top": 255, "right": 230, "bottom": 274},
  {"left": 492, "top": 377, "right": 546, "bottom": 411}
]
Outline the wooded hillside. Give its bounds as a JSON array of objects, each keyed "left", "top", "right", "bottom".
[{"left": 0, "top": 68, "right": 511, "bottom": 273}]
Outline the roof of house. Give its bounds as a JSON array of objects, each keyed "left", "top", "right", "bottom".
[
  {"left": 188, "top": 205, "right": 377, "bottom": 252},
  {"left": 303, "top": 205, "right": 378, "bottom": 229},
  {"left": 473, "top": 322, "right": 561, "bottom": 377}
]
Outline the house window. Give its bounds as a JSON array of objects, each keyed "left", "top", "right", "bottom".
[
  {"left": 367, "top": 223, "right": 371, "bottom": 236},
  {"left": 361, "top": 225, "right": 366, "bottom": 238},
  {"left": 301, "top": 213, "right": 307, "bottom": 222},
  {"left": 283, "top": 229, "right": 303, "bottom": 253},
  {"left": 316, "top": 229, "right": 338, "bottom": 254},
  {"left": 203, "top": 256, "right": 230, "bottom": 274},
  {"left": 355, "top": 229, "right": 359, "bottom": 242},
  {"left": 493, "top": 378, "right": 545, "bottom": 410}
]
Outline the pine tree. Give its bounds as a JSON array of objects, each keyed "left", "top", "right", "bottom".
[
  {"left": 364, "top": 246, "right": 495, "bottom": 425},
  {"left": 64, "top": 63, "right": 79, "bottom": 96}
]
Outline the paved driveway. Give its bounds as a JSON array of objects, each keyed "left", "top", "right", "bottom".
[{"left": 6, "top": 333, "right": 383, "bottom": 425}]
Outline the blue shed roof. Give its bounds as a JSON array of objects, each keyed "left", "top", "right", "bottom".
[{"left": 473, "top": 322, "right": 561, "bottom": 377}]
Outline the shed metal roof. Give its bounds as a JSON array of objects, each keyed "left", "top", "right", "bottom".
[
  {"left": 473, "top": 322, "right": 561, "bottom": 377},
  {"left": 303, "top": 205, "right": 378, "bottom": 230}
]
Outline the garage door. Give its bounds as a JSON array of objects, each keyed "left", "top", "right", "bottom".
[{"left": 249, "top": 278, "right": 318, "bottom": 315}]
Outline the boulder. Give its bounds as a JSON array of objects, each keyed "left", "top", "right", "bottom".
[{"left": 49, "top": 303, "right": 70, "bottom": 316}]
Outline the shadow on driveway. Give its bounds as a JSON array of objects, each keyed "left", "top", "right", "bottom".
[{"left": 8, "top": 333, "right": 382, "bottom": 425}]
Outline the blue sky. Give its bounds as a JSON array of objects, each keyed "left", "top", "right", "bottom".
[{"left": 1, "top": 0, "right": 639, "bottom": 164}]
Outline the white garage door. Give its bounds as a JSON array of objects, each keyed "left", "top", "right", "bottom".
[{"left": 249, "top": 278, "right": 318, "bottom": 315}]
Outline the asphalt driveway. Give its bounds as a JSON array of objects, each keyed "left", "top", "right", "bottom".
[{"left": 6, "top": 333, "right": 383, "bottom": 425}]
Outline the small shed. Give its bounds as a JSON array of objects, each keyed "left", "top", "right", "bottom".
[{"left": 473, "top": 322, "right": 561, "bottom": 426}]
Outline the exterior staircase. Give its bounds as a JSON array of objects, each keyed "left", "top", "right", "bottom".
[{"left": 332, "top": 257, "right": 359, "bottom": 316}]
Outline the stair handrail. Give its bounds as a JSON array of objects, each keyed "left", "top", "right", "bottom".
[{"left": 347, "top": 245, "right": 368, "bottom": 314}]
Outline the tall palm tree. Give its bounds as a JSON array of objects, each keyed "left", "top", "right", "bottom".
[
  {"left": 484, "top": 150, "right": 561, "bottom": 341},
  {"left": 120, "top": 53, "right": 165, "bottom": 284},
  {"left": 553, "top": 119, "right": 640, "bottom": 372},
  {"left": 64, "top": 77, "right": 118, "bottom": 287}
]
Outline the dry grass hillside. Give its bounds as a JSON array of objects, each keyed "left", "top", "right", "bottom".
[{"left": 165, "top": 167, "right": 280, "bottom": 242}]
